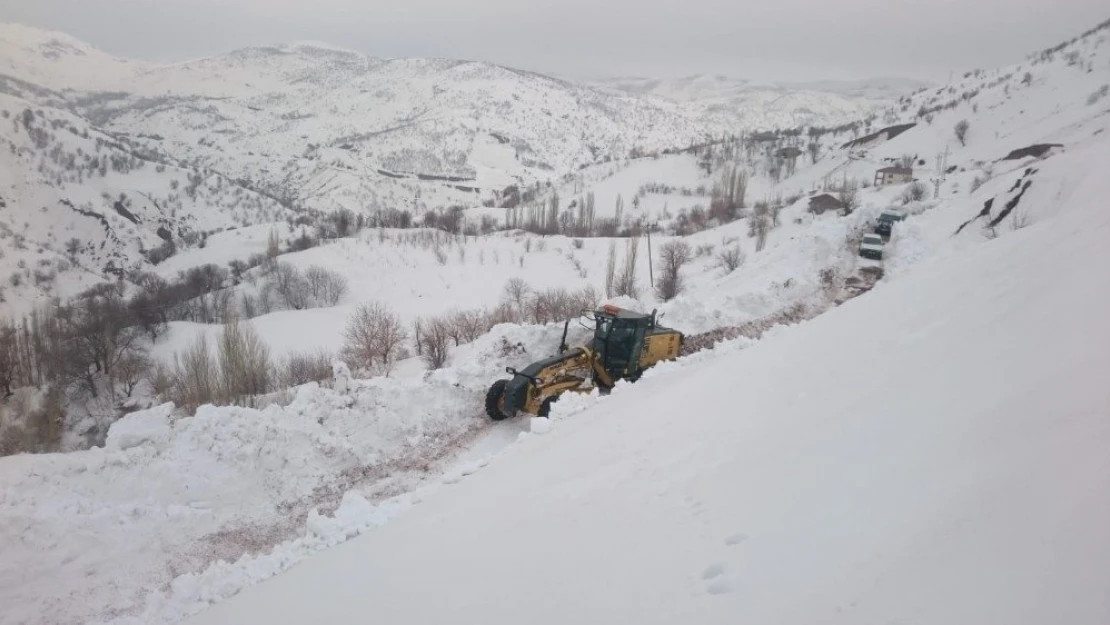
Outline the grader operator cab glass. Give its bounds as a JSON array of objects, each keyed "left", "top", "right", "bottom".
[{"left": 593, "top": 312, "right": 646, "bottom": 379}]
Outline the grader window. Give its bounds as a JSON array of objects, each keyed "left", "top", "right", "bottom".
[{"left": 596, "top": 316, "right": 639, "bottom": 375}]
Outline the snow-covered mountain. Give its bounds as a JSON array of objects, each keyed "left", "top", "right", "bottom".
[
  {"left": 0, "top": 22, "right": 898, "bottom": 311},
  {"left": 591, "top": 73, "right": 927, "bottom": 128}
]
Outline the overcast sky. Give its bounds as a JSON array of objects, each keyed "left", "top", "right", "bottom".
[{"left": 1, "top": 0, "right": 1107, "bottom": 82}]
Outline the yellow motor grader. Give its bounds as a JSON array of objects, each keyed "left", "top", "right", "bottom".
[{"left": 485, "top": 304, "right": 684, "bottom": 420}]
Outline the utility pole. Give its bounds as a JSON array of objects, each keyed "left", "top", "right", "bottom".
[
  {"left": 646, "top": 221, "right": 654, "bottom": 288},
  {"left": 932, "top": 145, "right": 950, "bottom": 199}
]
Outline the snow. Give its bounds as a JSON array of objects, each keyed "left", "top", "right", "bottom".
[
  {"left": 104, "top": 403, "right": 173, "bottom": 451},
  {"left": 1, "top": 15, "right": 1109, "bottom": 625},
  {"left": 0, "top": 321, "right": 585, "bottom": 625},
  {"left": 182, "top": 134, "right": 1110, "bottom": 625}
]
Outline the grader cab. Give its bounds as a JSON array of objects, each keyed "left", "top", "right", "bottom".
[{"left": 485, "top": 304, "right": 683, "bottom": 420}]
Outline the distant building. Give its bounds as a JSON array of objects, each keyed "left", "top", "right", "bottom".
[
  {"left": 874, "top": 165, "right": 914, "bottom": 186},
  {"left": 808, "top": 193, "right": 845, "bottom": 215}
]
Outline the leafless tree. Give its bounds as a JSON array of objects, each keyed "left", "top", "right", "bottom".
[
  {"left": 115, "top": 351, "right": 151, "bottom": 398},
  {"left": 319, "top": 271, "right": 348, "bottom": 306},
  {"left": 342, "top": 302, "right": 408, "bottom": 373},
  {"left": 903, "top": 181, "right": 928, "bottom": 204},
  {"left": 656, "top": 241, "right": 692, "bottom": 301},
  {"left": 717, "top": 245, "right": 746, "bottom": 273},
  {"left": 420, "top": 317, "right": 452, "bottom": 369},
  {"left": 503, "top": 278, "right": 531, "bottom": 316},
  {"left": 451, "top": 309, "right": 488, "bottom": 344},
  {"left": 173, "top": 334, "right": 217, "bottom": 409},
  {"left": 604, "top": 241, "right": 618, "bottom": 298},
  {"left": 954, "top": 119, "right": 970, "bottom": 146},
  {"left": 271, "top": 262, "right": 311, "bottom": 310},
  {"left": 282, "top": 349, "right": 334, "bottom": 387},
  {"left": 615, "top": 236, "right": 640, "bottom": 298},
  {"left": 305, "top": 265, "right": 347, "bottom": 306},
  {"left": 840, "top": 184, "right": 860, "bottom": 215},
  {"left": 218, "top": 314, "right": 272, "bottom": 404},
  {"left": 0, "top": 322, "right": 18, "bottom": 397}
]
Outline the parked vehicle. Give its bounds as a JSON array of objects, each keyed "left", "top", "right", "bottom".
[
  {"left": 874, "top": 209, "right": 905, "bottom": 236},
  {"left": 859, "top": 234, "right": 885, "bottom": 260}
]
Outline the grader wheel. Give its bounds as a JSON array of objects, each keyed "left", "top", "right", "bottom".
[{"left": 485, "top": 379, "right": 511, "bottom": 420}]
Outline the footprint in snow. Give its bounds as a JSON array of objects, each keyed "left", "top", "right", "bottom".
[
  {"left": 700, "top": 562, "right": 734, "bottom": 595},
  {"left": 705, "top": 578, "right": 733, "bottom": 595},
  {"left": 724, "top": 533, "right": 748, "bottom": 546},
  {"left": 701, "top": 562, "right": 726, "bottom": 580}
]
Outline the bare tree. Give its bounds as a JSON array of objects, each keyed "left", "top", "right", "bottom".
[
  {"left": 147, "top": 361, "right": 172, "bottom": 398},
  {"left": 271, "top": 262, "right": 311, "bottom": 310},
  {"left": 604, "top": 241, "right": 618, "bottom": 298},
  {"left": 717, "top": 245, "right": 746, "bottom": 273},
  {"left": 840, "top": 183, "right": 860, "bottom": 215},
  {"left": 503, "top": 278, "right": 531, "bottom": 317},
  {"left": 26, "top": 386, "right": 65, "bottom": 453},
  {"left": 304, "top": 265, "right": 329, "bottom": 301},
  {"left": 342, "top": 302, "right": 408, "bottom": 373},
  {"left": 451, "top": 309, "right": 488, "bottom": 344},
  {"left": 750, "top": 203, "right": 773, "bottom": 252},
  {"left": 319, "top": 271, "right": 348, "bottom": 306},
  {"left": 420, "top": 317, "right": 452, "bottom": 369},
  {"left": 173, "top": 334, "right": 216, "bottom": 409},
  {"left": 265, "top": 227, "right": 281, "bottom": 272},
  {"left": 412, "top": 318, "right": 424, "bottom": 356},
  {"left": 0, "top": 322, "right": 18, "bottom": 397},
  {"left": 954, "top": 119, "right": 970, "bottom": 146},
  {"left": 903, "top": 181, "right": 928, "bottom": 204},
  {"left": 615, "top": 236, "right": 640, "bottom": 298},
  {"left": 115, "top": 351, "right": 151, "bottom": 398},
  {"left": 282, "top": 349, "right": 334, "bottom": 387},
  {"left": 218, "top": 314, "right": 272, "bottom": 404},
  {"left": 305, "top": 265, "right": 347, "bottom": 306},
  {"left": 68, "top": 289, "right": 144, "bottom": 399},
  {"left": 807, "top": 142, "right": 820, "bottom": 164},
  {"left": 656, "top": 241, "right": 692, "bottom": 301}
]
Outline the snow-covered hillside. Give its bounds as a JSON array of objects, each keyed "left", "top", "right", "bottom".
[
  {"left": 0, "top": 91, "right": 293, "bottom": 315},
  {"left": 0, "top": 23, "right": 899, "bottom": 222},
  {"left": 1, "top": 15, "right": 1108, "bottom": 625},
  {"left": 186, "top": 135, "right": 1110, "bottom": 625},
  {"left": 2, "top": 85, "right": 1103, "bottom": 625},
  {"left": 593, "top": 73, "right": 893, "bottom": 129}
]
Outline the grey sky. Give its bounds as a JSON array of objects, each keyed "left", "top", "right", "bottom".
[{"left": 1, "top": 0, "right": 1106, "bottom": 82}]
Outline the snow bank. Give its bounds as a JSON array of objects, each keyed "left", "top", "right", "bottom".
[
  {"left": 0, "top": 321, "right": 574, "bottom": 625},
  {"left": 105, "top": 403, "right": 174, "bottom": 451}
]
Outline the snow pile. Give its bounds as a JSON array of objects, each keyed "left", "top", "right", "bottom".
[
  {"left": 104, "top": 403, "right": 174, "bottom": 451},
  {"left": 0, "top": 321, "right": 572, "bottom": 625}
]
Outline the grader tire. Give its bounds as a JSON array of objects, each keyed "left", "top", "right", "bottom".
[
  {"left": 538, "top": 394, "right": 559, "bottom": 418},
  {"left": 485, "top": 379, "right": 511, "bottom": 420}
]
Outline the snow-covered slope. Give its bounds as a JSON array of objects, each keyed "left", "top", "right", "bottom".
[
  {"left": 0, "top": 22, "right": 139, "bottom": 91},
  {"left": 602, "top": 76, "right": 877, "bottom": 130},
  {"left": 0, "top": 23, "right": 894, "bottom": 224},
  {"left": 185, "top": 127, "right": 1110, "bottom": 625},
  {"left": 592, "top": 73, "right": 922, "bottom": 129},
  {"left": 0, "top": 91, "right": 292, "bottom": 314}
]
